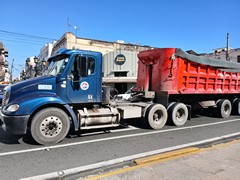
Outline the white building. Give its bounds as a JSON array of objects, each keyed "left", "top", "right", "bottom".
[{"left": 38, "top": 42, "right": 56, "bottom": 61}]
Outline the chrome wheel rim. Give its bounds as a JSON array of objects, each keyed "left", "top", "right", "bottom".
[
  {"left": 40, "top": 116, "right": 62, "bottom": 137},
  {"left": 153, "top": 110, "right": 163, "bottom": 124}
]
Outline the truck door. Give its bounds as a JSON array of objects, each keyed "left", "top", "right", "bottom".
[{"left": 66, "top": 55, "right": 98, "bottom": 104}]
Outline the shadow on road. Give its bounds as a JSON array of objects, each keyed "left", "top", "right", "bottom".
[
  {"left": 0, "top": 128, "right": 22, "bottom": 144},
  {"left": 0, "top": 127, "right": 38, "bottom": 145},
  {"left": 120, "top": 118, "right": 149, "bottom": 129}
]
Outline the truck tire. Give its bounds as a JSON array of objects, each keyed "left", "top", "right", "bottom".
[
  {"left": 145, "top": 104, "right": 168, "bottom": 130},
  {"left": 216, "top": 99, "right": 232, "bottom": 118},
  {"left": 231, "top": 98, "right": 240, "bottom": 115},
  {"left": 168, "top": 103, "right": 188, "bottom": 126},
  {"left": 30, "top": 108, "right": 70, "bottom": 145}
]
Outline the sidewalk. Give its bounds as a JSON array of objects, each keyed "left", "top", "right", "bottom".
[{"left": 83, "top": 139, "right": 240, "bottom": 180}]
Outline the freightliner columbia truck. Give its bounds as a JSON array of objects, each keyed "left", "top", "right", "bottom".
[{"left": 1, "top": 48, "right": 240, "bottom": 145}]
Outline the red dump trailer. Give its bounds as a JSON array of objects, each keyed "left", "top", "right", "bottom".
[{"left": 135, "top": 48, "right": 240, "bottom": 126}]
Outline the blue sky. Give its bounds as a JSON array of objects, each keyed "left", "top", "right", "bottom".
[{"left": 1, "top": 0, "right": 239, "bottom": 77}]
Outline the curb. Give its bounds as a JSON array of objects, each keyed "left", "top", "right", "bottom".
[{"left": 20, "top": 133, "right": 240, "bottom": 180}]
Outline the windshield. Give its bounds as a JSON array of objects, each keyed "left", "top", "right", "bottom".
[{"left": 47, "top": 54, "right": 70, "bottom": 76}]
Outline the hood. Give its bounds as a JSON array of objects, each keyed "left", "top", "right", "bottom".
[{"left": 10, "top": 76, "right": 56, "bottom": 102}]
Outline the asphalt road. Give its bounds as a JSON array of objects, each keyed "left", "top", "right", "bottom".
[{"left": 1, "top": 115, "right": 240, "bottom": 179}]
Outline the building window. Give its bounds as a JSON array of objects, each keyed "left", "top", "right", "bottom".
[
  {"left": 237, "top": 55, "right": 240, "bottom": 63},
  {"left": 114, "top": 72, "right": 127, "bottom": 77}
]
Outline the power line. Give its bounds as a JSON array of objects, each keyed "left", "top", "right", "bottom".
[
  {"left": 0, "top": 29, "right": 57, "bottom": 47},
  {"left": 0, "top": 33, "right": 51, "bottom": 43},
  {"left": 0, "top": 38, "right": 45, "bottom": 45},
  {"left": 0, "top": 30, "right": 58, "bottom": 79},
  {"left": 0, "top": 29, "right": 57, "bottom": 41},
  {"left": 0, "top": 29, "right": 58, "bottom": 47}
]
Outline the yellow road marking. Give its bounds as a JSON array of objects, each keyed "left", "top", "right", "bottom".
[
  {"left": 135, "top": 147, "right": 199, "bottom": 165},
  {"left": 199, "top": 139, "right": 240, "bottom": 152}
]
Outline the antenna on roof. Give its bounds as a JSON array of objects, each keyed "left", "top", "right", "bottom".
[
  {"left": 74, "top": 25, "right": 80, "bottom": 37},
  {"left": 66, "top": 17, "right": 71, "bottom": 32},
  {"left": 66, "top": 17, "right": 80, "bottom": 42}
]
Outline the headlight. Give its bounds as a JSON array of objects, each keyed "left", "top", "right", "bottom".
[{"left": 6, "top": 104, "right": 19, "bottom": 112}]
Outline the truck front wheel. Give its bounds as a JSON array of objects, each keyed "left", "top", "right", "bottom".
[
  {"left": 30, "top": 108, "right": 70, "bottom": 145},
  {"left": 145, "top": 104, "right": 168, "bottom": 130}
]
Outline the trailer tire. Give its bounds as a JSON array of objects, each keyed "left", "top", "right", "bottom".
[
  {"left": 168, "top": 103, "right": 188, "bottom": 126},
  {"left": 145, "top": 104, "right": 167, "bottom": 130},
  {"left": 231, "top": 98, "right": 240, "bottom": 115},
  {"left": 30, "top": 108, "right": 70, "bottom": 145},
  {"left": 216, "top": 99, "right": 232, "bottom": 118},
  {"left": 167, "top": 102, "right": 176, "bottom": 110}
]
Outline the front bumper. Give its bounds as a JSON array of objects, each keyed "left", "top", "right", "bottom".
[{"left": 0, "top": 110, "right": 30, "bottom": 135}]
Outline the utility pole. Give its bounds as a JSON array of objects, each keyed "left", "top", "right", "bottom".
[
  {"left": 226, "top": 33, "right": 229, "bottom": 61},
  {"left": 10, "top": 58, "right": 14, "bottom": 83}
]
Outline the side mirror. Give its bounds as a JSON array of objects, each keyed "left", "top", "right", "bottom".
[
  {"left": 67, "top": 74, "right": 74, "bottom": 80},
  {"left": 68, "top": 72, "right": 82, "bottom": 82}
]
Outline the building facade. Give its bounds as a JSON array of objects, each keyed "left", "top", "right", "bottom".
[
  {"left": 205, "top": 47, "right": 240, "bottom": 62},
  {"left": 0, "top": 42, "right": 9, "bottom": 83},
  {"left": 51, "top": 32, "right": 153, "bottom": 94}
]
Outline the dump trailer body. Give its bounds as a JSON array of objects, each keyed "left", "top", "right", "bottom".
[{"left": 136, "top": 48, "right": 240, "bottom": 95}]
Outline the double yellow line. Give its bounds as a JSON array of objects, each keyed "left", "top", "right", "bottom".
[{"left": 85, "top": 139, "right": 240, "bottom": 180}]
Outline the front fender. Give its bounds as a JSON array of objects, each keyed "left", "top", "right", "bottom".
[
  {"left": 3, "top": 96, "right": 80, "bottom": 131},
  {"left": 3, "top": 96, "right": 66, "bottom": 116}
]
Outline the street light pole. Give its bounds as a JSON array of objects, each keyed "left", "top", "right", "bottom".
[
  {"left": 26, "top": 58, "right": 32, "bottom": 79},
  {"left": 34, "top": 56, "right": 39, "bottom": 77}
]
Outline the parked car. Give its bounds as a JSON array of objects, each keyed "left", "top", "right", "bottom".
[{"left": 114, "top": 85, "right": 135, "bottom": 101}]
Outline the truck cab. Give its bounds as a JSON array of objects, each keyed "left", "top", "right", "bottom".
[
  {"left": 0, "top": 48, "right": 124, "bottom": 144},
  {"left": 47, "top": 48, "right": 103, "bottom": 104}
]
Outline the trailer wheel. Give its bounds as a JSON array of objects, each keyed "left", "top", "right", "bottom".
[
  {"left": 216, "top": 99, "right": 232, "bottom": 118},
  {"left": 30, "top": 108, "right": 70, "bottom": 145},
  {"left": 231, "top": 98, "right": 240, "bottom": 115},
  {"left": 168, "top": 103, "right": 188, "bottom": 126},
  {"left": 145, "top": 104, "right": 167, "bottom": 130}
]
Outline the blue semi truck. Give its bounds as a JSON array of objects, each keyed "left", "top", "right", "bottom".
[{"left": 0, "top": 48, "right": 168, "bottom": 145}]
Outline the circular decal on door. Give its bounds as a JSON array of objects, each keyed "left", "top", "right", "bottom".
[{"left": 80, "top": 81, "right": 89, "bottom": 90}]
